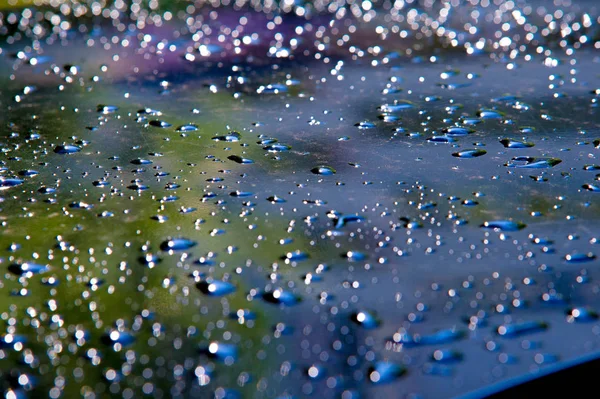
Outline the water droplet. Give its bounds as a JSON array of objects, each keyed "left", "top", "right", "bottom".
[
  {"left": 442, "top": 127, "right": 474, "bottom": 136},
  {"left": 8, "top": 262, "right": 49, "bottom": 276},
  {"left": 355, "top": 121, "right": 376, "bottom": 129},
  {"left": 378, "top": 101, "right": 414, "bottom": 112},
  {"left": 500, "top": 138, "right": 534, "bottom": 148},
  {"left": 176, "top": 124, "right": 198, "bottom": 132},
  {"left": 0, "top": 178, "right": 24, "bottom": 190},
  {"left": 428, "top": 136, "right": 455, "bottom": 143},
  {"left": 368, "top": 362, "right": 406, "bottom": 384},
  {"left": 582, "top": 184, "right": 600, "bottom": 192},
  {"left": 131, "top": 158, "right": 153, "bottom": 165},
  {"left": 452, "top": 149, "right": 487, "bottom": 158},
  {"left": 505, "top": 156, "right": 562, "bottom": 168},
  {"left": 149, "top": 120, "right": 172, "bottom": 128},
  {"left": 393, "top": 328, "right": 465, "bottom": 347},
  {"left": 565, "top": 252, "right": 596, "bottom": 263},
  {"left": 333, "top": 214, "right": 365, "bottom": 229},
  {"left": 496, "top": 321, "right": 548, "bottom": 337},
  {"left": 262, "top": 289, "right": 301, "bottom": 306},
  {"left": 54, "top": 145, "right": 81, "bottom": 154},
  {"left": 282, "top": 250, "right": 309, "bottom": 262},
  {"left": 213, "top": 132, "right": 241, "bottom": 142},
  {"left": 197, "top": 280, "right": 236, "bottom": 296},
  {"left": 102, "top": 330, "right": 135, "bottom": 347},
  {"left": 267, "top": 195, "right": 286, "bottom": 203},
  {"left": 477, "top": 109, "right": 503, "bottom": 119},
  {"left": 311, "top": 166, "right": 336, "bottom": 175},
  {"left": 263, "top": 143, "right": 291, "bottom": 152},
  {"left": 160, "top": 238, "right": 197, "bottom": 251},
  {"left": 203, "top": 342, "right": 237, "bottom": 363},
  {"left": 228, "top": 155, "right": 254, "bottom": 164},
  {"left": 432, "top": 349, "right": 463, "bottom": 363},
  {"left": 481, "top": 220, "right": 526, "bottom": 231},
  {"left": 342, "top": 251, "right": 367, "bottom": 261},
  {"left": 97, "top": 104, "right": 118, "bottom": 114},
  {"left": 351, "top": 310, "right": 381, "bottom": 329},
  {"left": 566, "top": 307, "right": 598, "bottom": 322}
]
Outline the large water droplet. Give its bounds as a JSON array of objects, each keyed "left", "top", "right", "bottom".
[
  {"left": 452, "top": 149, "right": 487, "bottom": 158},
  {"left": 54, "top": 145, "right": 81, "bottom": 154},
  {"left": 481, "top": 220, "right": 526, "bottom": 231},
  {"left": 311, "top": 166, "right": 336, "bottom": 175},
  {"left": 496, "top": 321, "right": 548, "bottom": 337},
  {"left": 197, "top": 280, "right": 236, "bottom": 296},
  {"left": 160, "top": 238, "right": 197, "bottom": 251}
]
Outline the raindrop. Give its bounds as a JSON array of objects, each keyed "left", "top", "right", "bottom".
[
  {"left": 176, "top": 124, "right": 198, "bottom": 132},
  {"left": 442, "top": 127, "right": 474, "bottom": 136},
  {"left": 197, "top": 280, "right": 236, "bottom": 296},
  {"left": 228, "top": 155, "right": 254, "bottom": 164},
  {"left": 351, "top": 311, "right": 381, "bottom": 329},
  {"left": 500, "top": 139, "right": 534, "bottom": 148},
  {"left": 149, "top": 120, "right": 172, "bottom": 128},
  {"left": 311, "top": 166, "right": 336, "bottom": 175},
  {"left": 496, "top": 321, "right": 548, "bottom": 337},
  {"left": 505, "top": 157, "right": 562, "bottom": 168},
  {"left": 565, "top": 252, "right": 596, "bottom": 263},
  {"left": 8, "top": 262, "right": 49, "bottom": 276},
  {"left": 566, "top": 307, "right": 598, "bottom": 323},
  {"left": 368, "top": 362, "right": 406, "bottom": 384},
  {"left": 213, "top": 132, "right": 241, "bottom": 142},
  {"left": 452, "top": 149, "right": 487, "bottom": 158},
  {"left": 262, "top": 289, "right": 301, "bottom": 306},
  {"left": 0, "top": 178, "right": 24, "bottom": 190},
  {"left": 160, "top": 238, "right": 197, "bottom": 251},
  {"left": 54, "top": 145, "right": 81, "bottom": 154},
  {"left": 481, "top": 220, "right": 526, "bottom": 231}
]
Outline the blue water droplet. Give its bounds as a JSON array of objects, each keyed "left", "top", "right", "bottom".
[
  {"left": 351, "top": 310, "right": 381, "bottom": 329},
  {"left": 565, "top": 252, "right": 596, "bottom": 263},
  {"left": 160, "top": 238, "right": 197, "bottom": 251},
  {"left": 311, "top": 166, "right": 336, "bottom": 175},
  {"left": 431, "top": 349, "right": 463, "bottom": 363},
  {"left": 368, "top": 362, "right": 406, "bottom": 384},
  {"left": 102, "top": 330, "right": 135, "bottom": 347},
  {"left": 131, "top": 158, "right": 152, "bottom": 165},
  {"left": 334, "top": 214, "right": 365, "bottom": 229},
  {"left": 8, "top": 262, "right": 49, "bottom": 276},
  {"left": 263, "top": 143, "right": 291, "bottom": 152},
  {"left": 452, "top": 149, "right": 487, "bottom": 158},
  {"left": 54, "top": 145, "right": 81, "bottom": 154},
  {"left": 213, "top": 132, "right": 241, "bottom": 142},
  {"left": 0, "top": 177, "right": 24, "bottom": 190},
  {"left": 481, "top": 220, "right": 526, "bottom": 231},
  {"left": 262, "top": 289, "right": 301, "bottom": 306},
  {"left": 228, "top": 155, "right": 254, "bottom": 164},
  {"left": 566, "top": 307, "right": 598, "bottom": 322},
  {"left": 197, "top": 280, "right": 236, "bottom": 296},
  {"left": 149, "top": 120, "right": 172, "bottom": 128},
  {"left": 202, "top": 341, "right": 237, "bottom": 362},
  {"left": 496, "top": 321, "right": 548, "bottom": 337},
  {"left": 582, "top": 184, "right": 600, "bottom": 192},
  {"left": 342, "top": 251, "right": 367, "bottom": 261},
  {"left": 176, "top": 124, "right": 198, "bottom": 132},
  {"left": 442, "top": 127, "right": 474, "bottom": 136},
  {"left": 505, "top": 156, "right": 562, "bottom": 168},
  {"left": 428, "top": 136, "right": 455, "bottom": 143},
  {"left": 500, "top": 138, "right": 534, "bottom": 148},
  {"left": 355, "top": 121, "right": 376, "bottom": 129}
]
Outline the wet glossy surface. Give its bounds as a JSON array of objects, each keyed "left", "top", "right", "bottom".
[{"left": 1, "top": 0, "right": 600, "bottom": 398}]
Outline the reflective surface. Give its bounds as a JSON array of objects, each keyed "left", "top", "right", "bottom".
[{"left": 0, "top": 1, "right": 600, "bottom": 398}]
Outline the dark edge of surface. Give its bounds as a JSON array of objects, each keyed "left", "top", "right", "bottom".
[{"left": 456, "top": 351, "right": 600, "bottom": 399}]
